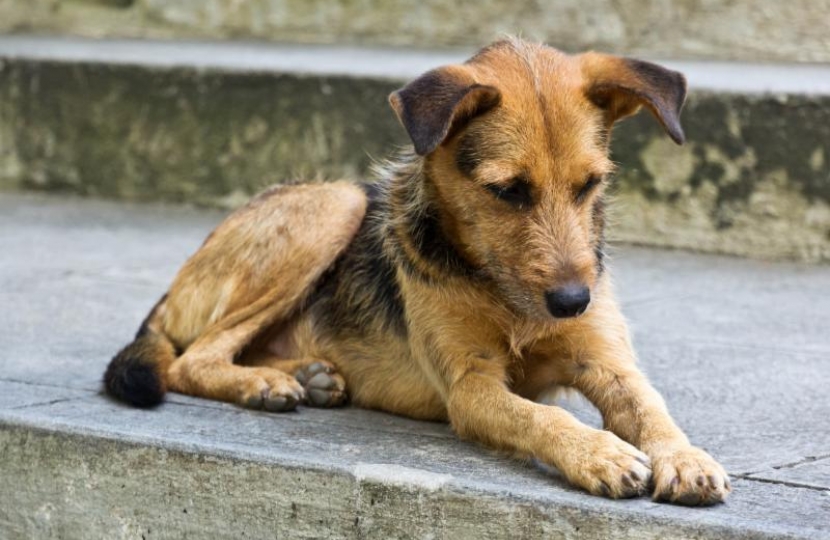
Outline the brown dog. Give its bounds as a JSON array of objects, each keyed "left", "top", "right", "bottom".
[{"left": 105, "top": 38, "right": 730, "bottom": 505}]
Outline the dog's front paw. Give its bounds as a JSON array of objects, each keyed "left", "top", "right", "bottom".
[
  {"left": 651, "top": 445, "right": 731, "bottom": 506},
  {"left": 560, "top": 429, "right": 653, "bottom": 499}
]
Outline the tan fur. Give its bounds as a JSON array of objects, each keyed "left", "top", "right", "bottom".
[
  {"left": 107, "top": 38, "right": 729, "bottom": 505},
  {"left": 160, "top": 181, "right": 366, "bottom": 408}
]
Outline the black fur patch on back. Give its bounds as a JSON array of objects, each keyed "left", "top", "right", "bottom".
[{"left": 311, "top": 183, "right": 407, "bottom": 337}]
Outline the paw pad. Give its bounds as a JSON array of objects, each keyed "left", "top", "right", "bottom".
[{"left": 295, "top": 361, "right": 348, "bottom": 408}]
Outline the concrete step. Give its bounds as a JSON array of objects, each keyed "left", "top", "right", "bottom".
[
  {"left": 1, "top": 36, "right": 829, "bottom": 263},
  {"left": 2, "top": 0, "right": 830, "bottom": 63},
  {"left": 1, "top": 193, "right": 829, "bottom": 539}
]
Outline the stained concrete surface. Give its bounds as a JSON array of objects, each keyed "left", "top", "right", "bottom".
[{"left": 0, "top": 193, "right": 828, "bottom": 539}]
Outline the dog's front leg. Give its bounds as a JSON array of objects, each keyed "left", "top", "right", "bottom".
[
  {"left": 560, "top": 288, "right": 731, "bottom": 505},
  {"left": 440, "top": 350, "right": 652, "bottom": 498}
]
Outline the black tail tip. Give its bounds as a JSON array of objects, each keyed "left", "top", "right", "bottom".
[{"left": 104, "top": 344, "right": 165, "bottom": 408}]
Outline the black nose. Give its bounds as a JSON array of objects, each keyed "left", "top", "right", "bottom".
[{"left": 545, "top": 285, "right": 591, "bottom": 318}]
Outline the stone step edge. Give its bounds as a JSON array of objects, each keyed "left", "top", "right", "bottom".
[{"left": 2, "top": 35, "right": 830, "bottom": 95}]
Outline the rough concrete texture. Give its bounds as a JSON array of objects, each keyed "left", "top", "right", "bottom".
[
  {"left": 2, "top": 0, "right": 830, "bottom": 63},
  {"left": 1, "top": 37, "right": 829, "bottom": 262},
  {"left": 1, "top": 193, "right": 829, "bottom": 539}
]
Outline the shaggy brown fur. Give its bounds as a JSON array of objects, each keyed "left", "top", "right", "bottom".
[{"left": 105, "top": 38, "right": 730, "bottom": 505}]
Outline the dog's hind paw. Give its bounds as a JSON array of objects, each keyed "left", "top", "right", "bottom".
[
  {"left": 236, "top": 368, "right": 306, "bottom": 412},
  {"left": 294, "top": 361, "right": 348, "bottom": 408}
]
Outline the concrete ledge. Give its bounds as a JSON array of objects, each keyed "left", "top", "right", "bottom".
[
  {"left": 1, "top": 407, "right": 822, "bottom": 540},
  {"left": 1, "top": 36, "right": 829, "bottom": 262},
  {"left": 1, "top": 193, "right": 829, "bottom": 539}
]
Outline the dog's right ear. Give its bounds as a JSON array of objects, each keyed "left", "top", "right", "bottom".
[
  {"left": 581, "top": 53, "right": 687, "bottom": 145},
  {"left": 389, "top": 66, "right": 501, "bottom": 156}
]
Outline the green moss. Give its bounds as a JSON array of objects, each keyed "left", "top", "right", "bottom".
[{"left": 611, "top": 92, "right": 830, "bottom": 210}]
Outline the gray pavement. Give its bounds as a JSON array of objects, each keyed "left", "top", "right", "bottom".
[{"left": 1, "top": 192, "right": 829, "bottom": 539}]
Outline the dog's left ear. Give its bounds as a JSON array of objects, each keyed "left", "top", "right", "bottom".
[
  {"left": 389, "top": 65, "right": 502, "bottom": 156},
  {"left": 581, "top": 53, "right": 688, "bottom": 145}
]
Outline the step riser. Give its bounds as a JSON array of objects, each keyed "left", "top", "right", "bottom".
[
  {"left": 0, "top": 61, "right": 400, "bottom": 202},
  {"left": 2, "top": 0, "right": 830, "bottom": 63},
  {"left": 0, "top": 426, "right": 763, "bottom": 540},
  {"left": 1, "top": 60, "right": 828, "bottom": 262}
]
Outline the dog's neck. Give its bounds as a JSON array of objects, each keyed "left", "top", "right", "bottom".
[{"left": 377, "top": 150, "right": 480, "bottom": 283}]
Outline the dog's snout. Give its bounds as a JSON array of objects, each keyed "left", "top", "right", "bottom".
[{"left": 545, "top": 284, "right": 591, "bottom": 318}]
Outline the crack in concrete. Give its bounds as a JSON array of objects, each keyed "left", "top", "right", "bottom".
[
  {"left": 6, "top": 396, "right": 88, "bottom": 411},
  {"left": 738, "top": 453, "right": 830, "bottom": 478},
  {"left": 770, "top": 453, "right": 830, "bottom": 470},
  {"left": 735, "top": 474, "right": 830, "bottom": 492},
  {"left": 0, "top": 377, "right": 98, "bottom": 392}
]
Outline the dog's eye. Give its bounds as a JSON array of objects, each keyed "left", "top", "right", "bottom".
[
  {"left": 575, "top": 175, "right": 602, "bottom": 203},
  {"left": 484, "top": 177, "right": 533, "bottom": 208}
]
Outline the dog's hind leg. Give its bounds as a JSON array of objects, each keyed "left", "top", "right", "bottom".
[
  {"left": 106, "top": 181, "right": 366, "bottom": 410},
  {"left": 165, "top": 291, "right": 314, "bottom": 411},
  {"left": 163, "top": 182, "right": 366, "bottom": 411}
]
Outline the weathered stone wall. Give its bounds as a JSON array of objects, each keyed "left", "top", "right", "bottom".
[
  {"left": 2, "top": 0, "right": 830, "bottom": 63},
  {"left": 1, "top": 58, "right": 828, "bottom": 262},
  {"left": 612, "top": 96, "right": 830, "bottom": 262},
  {"left": 0, "top": 60, "right": 402, "bottom": 205}
]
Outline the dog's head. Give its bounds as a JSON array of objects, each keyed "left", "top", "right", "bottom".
[{"left": 389, "top": 38, "right": 686, "bottom": 321}]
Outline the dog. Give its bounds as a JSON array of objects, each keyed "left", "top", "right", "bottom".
[{"left": 104, "top": 37, "right": 730, "bottom": 505}]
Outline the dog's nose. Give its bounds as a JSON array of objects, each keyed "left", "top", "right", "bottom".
[{"left": 545, "top": 284, "right": 591, "bottom": 318}]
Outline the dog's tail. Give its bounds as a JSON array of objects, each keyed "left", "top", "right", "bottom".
[{"left": 104, "top": 296, "right": 177, "bottom": 408}]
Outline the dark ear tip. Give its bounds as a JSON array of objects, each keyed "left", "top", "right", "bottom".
[
  {"left": 666, "top": 71, "right": 686, "bottom": 145},
  {"left": 412, "top": 141, "right": 432, "bottom": 156},
  {"left": 670, "top": 127, "right": 686, "bottom": 145}
]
